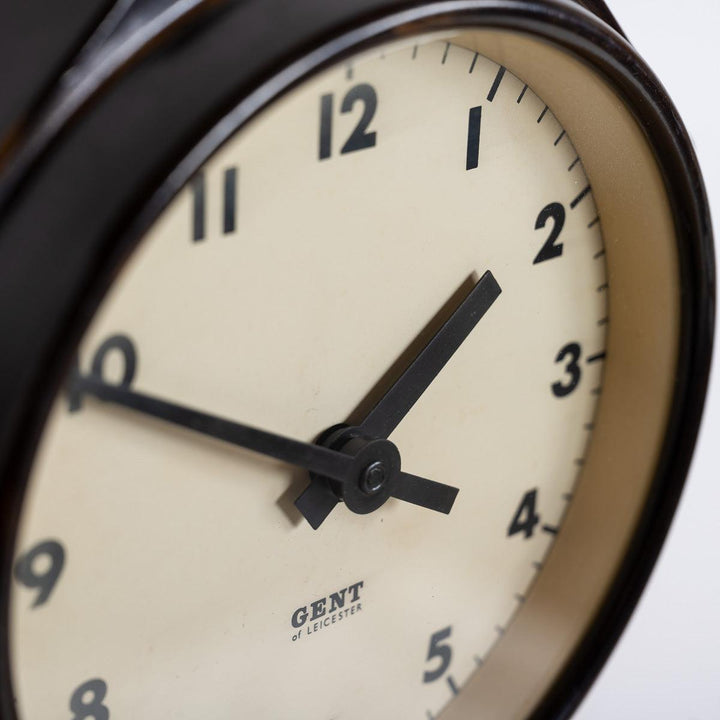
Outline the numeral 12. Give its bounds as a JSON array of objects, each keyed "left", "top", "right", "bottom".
[{"left": 319, "top": 83, "right": 378, "bottom": 160}]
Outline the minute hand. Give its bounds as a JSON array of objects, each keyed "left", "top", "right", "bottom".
[
  {"left": 358, "top": 270, "right": 501, "bottom": 439},
  {"left": 77, "top": 374, "right": 353, "bottom": 481},
  {"left": 76, "top": 374, "right": 455, "bottom": 513}
]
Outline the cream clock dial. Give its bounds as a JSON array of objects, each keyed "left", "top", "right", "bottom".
[{"left": 11, "top": 39, "right": 606, "bottom": 720}]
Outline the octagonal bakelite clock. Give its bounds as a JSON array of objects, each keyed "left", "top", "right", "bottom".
[{"left": 0, "top": 1, "right": 713, "bottom": 719}]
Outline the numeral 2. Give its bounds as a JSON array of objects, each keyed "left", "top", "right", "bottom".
[
  {"left": 319, "top": 83, "right": 378, "bottom": 160},
  {"left": 533, "top": 202, "right": 565, "bottom": 264}
]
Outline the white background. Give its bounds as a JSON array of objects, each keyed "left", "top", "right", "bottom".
[{"left": 575, "top": 1, "right": 720, "bottom": 717}]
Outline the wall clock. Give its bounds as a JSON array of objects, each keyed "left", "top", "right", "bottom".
[{"left": 0, "top": 0, "right": 713, "bottom": 718}]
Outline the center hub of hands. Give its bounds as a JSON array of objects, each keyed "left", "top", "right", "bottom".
[
  {"left": 318, "top": 426, "right": 401, "bottom": 514},
  {"left": 360, "top": 461, "right": 387, "bottom": 495}
]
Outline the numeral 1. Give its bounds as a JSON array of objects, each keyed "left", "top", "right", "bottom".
[
  {"left": 466, "top": 105, "right": 482, "bottom": 170},
  {"left": 191, "top": 166, "right": 238, "bottom": 242}
]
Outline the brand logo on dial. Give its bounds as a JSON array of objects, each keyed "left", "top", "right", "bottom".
[{"left": 290, "top": 581, "right": 363, "bottom": 642}]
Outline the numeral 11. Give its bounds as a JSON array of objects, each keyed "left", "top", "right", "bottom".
[{"left": 191, "top": 166, "right": 238, "bottom": 242}]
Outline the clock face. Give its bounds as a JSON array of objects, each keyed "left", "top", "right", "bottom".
[{"left": 8, "top": 36, "right": 609, "bottom": 719}]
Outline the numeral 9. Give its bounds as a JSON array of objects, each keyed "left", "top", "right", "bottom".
[{"left": 14, "top": 539, "right": 65, "bottom": 607}]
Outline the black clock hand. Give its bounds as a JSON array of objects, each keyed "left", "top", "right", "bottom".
[
  {"left": 72, "top": 373, "right": 457, "bottom": 522},
  {"left": 358, "top": 270, "right": 501, "bottom": 438},
  {"left": 75, "top": 373, "right": 351, "bottom": 480},
  {"left": 295, "top": 271, "right": 500, "bottom": 527},
  {"left": 295, "top": 468, "right": 458, "bottom": 530}
]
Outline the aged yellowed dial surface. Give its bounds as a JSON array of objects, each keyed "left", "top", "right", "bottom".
[{"left": 10, "top": 36, "right": 606, "bottom": 719}]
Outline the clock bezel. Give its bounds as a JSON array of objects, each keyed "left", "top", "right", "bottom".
[{"left": 0, "top": 1, "right": 713, "bottom": 719}]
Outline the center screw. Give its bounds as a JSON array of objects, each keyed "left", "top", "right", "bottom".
[{"left": 360, "top": 460, "right": 387, "bottom": 495}]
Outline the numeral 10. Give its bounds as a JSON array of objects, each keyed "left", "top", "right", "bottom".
[{"left": 190, "top": 166, "right": 238, "bottom": 242}]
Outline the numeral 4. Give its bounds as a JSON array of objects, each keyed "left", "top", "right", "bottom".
[{"left": 508, "top": 489, "right": 541, "bottom": 539}]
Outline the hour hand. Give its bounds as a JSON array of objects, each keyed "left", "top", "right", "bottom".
[
  {"left": 295, "top": 271, "right": 500, "bottom": 526},
  {"left": 358, "top": 271, "right": 501, "bottom": 439}
]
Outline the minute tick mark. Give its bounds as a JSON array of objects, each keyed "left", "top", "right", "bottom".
[
  {"left": 469, "top": 52, "right": 479, "bottom": 73},
  {"left": 487, "top": 66, "right": 506, "bottom": 102},
  {"left": 570, "top": 184, "right": 592, "bottom": 209}
]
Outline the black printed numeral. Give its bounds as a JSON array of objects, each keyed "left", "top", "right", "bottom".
[
  {"left": 423, "top": 626, "right": 453, "bottom": 683},
  {"left": 319, "top": 83, "right": 378, "bottom": 160},
  {"left": 533, "top": 202, "right": 565, "bottom": 264},
  {"left": 70, "top": 679, "right": 109, "bottom": 720},
  {"left": 508, "top": 489, "right": 540, "bottom": 539},
  {"left": 67, "top": 334, "right": 137, "bottom": 412},
  {"left": 191, "top": 166, "right": 238, "bottom": 242},
  {"left": 466, "top": 105, "right": 482, "bottom": 170},
  {"left": 14, "top": 539, "right": 65, "bottom": 607},
  {"left": 552, "top": 342, "right": 582, "bottom": 397}
]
